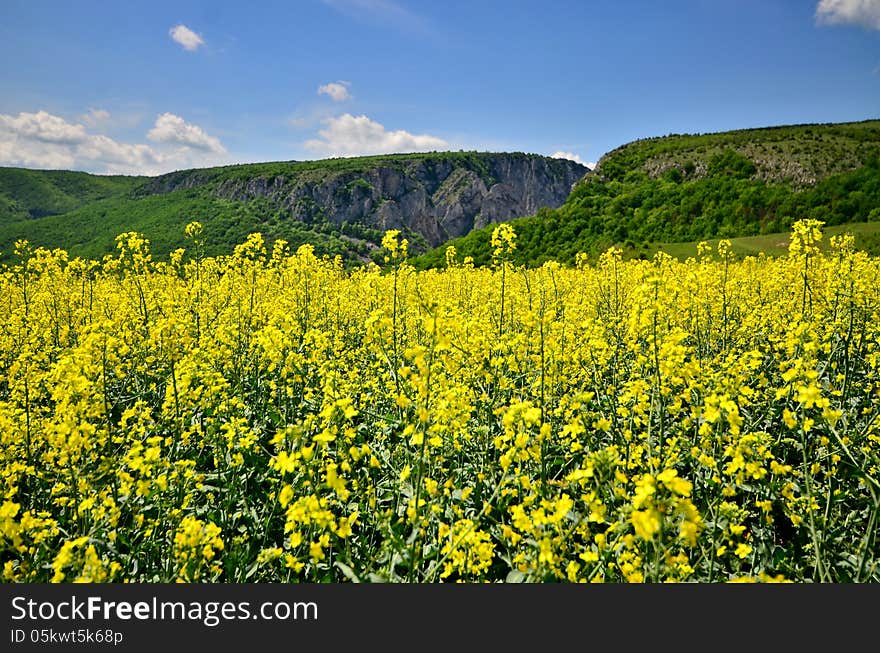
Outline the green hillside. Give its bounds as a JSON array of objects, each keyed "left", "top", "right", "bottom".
[
  {"left": 0, "top": 157, "right": 457, "bottom": 261},
  {"left": 0, "top": 190, "right": 381, "bottom": 262},
  {"left": 0, "top": 167, "right": 144, "bottom": 223},
  {"left": 640, "top": 221, "right": 880, "bottom": 261},
  {"left": 414, "top": 120, "right": 880, "bottom": 268},
  {"left": 0, "top": 151, "right": 582, "bottom": 263}
]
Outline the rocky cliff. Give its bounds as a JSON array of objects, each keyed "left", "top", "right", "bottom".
[{"left": 139, "top": 153, "right": 588, "bottom": 247}]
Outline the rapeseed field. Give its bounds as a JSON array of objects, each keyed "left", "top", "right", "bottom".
[{"left": 1, "top": 220, "right": 878, "bottom": 582}]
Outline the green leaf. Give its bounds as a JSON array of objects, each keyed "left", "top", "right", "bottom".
[
  {"left": 506, "top": 569, "right": 527, "bottom": 583},
  {"left": 334, "top": 561, "right": 361, "bottom": 583}
]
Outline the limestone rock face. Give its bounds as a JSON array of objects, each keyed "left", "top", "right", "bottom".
[{"left": 140, "top": 153, "right": 589, "bottom": 247}]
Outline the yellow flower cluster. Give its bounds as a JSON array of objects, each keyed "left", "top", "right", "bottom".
[
  {"left": 173, "top": 516, "right": 224, "bottom": 582},
  {"left": 788, "top": 219, "right": 825, "bottom": 257},
  {"left": 1, "top": 219, "right": 878, "bottom": 582},
  {"left": 381, "top": 229, "right": 408, "bottom": 263},
  {"left": 491, "top": 223, "right": 517, "bottom": 262}
]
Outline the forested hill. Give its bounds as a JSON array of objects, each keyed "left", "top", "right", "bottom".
[
  {"left": 413, "top": 120, "right": 880, "bottom": 268},
  {"left": 0, "top": 167, "right": 144, "bottom": 223},
  {"left": 0, "top": 152, "right": 586, "bottom": 263}
]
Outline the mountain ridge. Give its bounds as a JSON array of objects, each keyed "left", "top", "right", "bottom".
[
  {"left": 414, "top": 119, "right": 880, "bottom": 268},
  {"left": 0, "top": 151, "right": 587, "bottom": 261},
  {"left": 133, "top": 151, "right": 588, "bottom": 247}
]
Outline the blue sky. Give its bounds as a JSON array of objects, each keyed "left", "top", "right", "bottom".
[{"left": 1, "top": 0, "right": 878, "bottom": 175}]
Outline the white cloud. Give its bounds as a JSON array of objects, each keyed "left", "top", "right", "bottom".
[
  {"left": 80, "top": 108, "right": 110, "bottom": 127},
  {"left": 75, "top": 135, "right": 162, "bottom": 170},
  {"left": 551, "top": 151, "right": 593, "bottom": 169},
  {"left": 304, "top": 113, "right": 448, "bottom": 157},
  {"left": 317, "top": 81, "right": 352, "bottom": 102},
  {"left": 816, "top": 0, "right": 880, "bottom": 29},
  {"left": 0, "top": 110, "right": 228, "bottom": 175},
  {"left": 0, "top": 110, "right": 87, "bottom": 144},
  {"left": 169, "top": 24, "right": 205, "bottom": 51},
  {"left": 147, "top": 113, "right": 226, "bottom": 154},
  {"left": 0, "top": 136, "right": 76, "bottom": 170}
]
